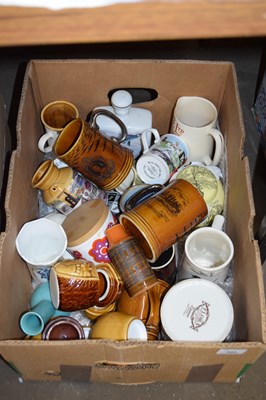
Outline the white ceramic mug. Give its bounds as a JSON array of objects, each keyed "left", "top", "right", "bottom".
[
  {"left": 178, "top": 215, "right": 234, "bottom": 282},
  {"left": 16, "top": 218, "right": 68, "bottom": 282},
  {"left": 170, "top": 96, "right": 224, "bottom": 166},
  {"left": 38, "top": 100, "right": 79, "bottom": 153},
  {"left": 136, "top": 128, "right": 189, "bottom": 185}
]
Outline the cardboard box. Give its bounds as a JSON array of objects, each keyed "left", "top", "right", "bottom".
[{"left": 0, "top": 60, "right": 265, "bottom": 383}]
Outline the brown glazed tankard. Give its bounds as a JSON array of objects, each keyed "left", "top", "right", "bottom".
[
  {"left": 54, "top": 117, "right": 134, "bottom": 191},
  {"left": 49, "top": 259, "right": 103, "bottom": 312}
]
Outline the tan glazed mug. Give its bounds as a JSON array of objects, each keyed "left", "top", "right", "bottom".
[
  {"left": 120, "top": 179, "right": 208, "bottom": 262},
  {"left": 90, "top": 311, "right": 148, "bottom": 341},
  {"left": 38, "top": 100, "right": 79, "bottom": 153},
  {"left": 54, "top": 117, "right": 134, "bottom": 191},
  {"left": 49, "top": 259, "right": 104, "bottom": 312}
]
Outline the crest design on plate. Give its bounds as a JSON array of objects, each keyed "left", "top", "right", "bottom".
[{"left": 189, "top": 301, "right": 210, "bottom": 332}]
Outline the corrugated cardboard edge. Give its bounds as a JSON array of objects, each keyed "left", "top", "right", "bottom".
[
  {"left": 226, "top": 62, "right": 266, "bottom": 344},
  {"left": 0, "top": 339, "right": 265, "bottom": 383}
]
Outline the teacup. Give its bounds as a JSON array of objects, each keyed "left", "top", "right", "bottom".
[
  {"left": 90, "top": 311, "right": 148, "bottom": 341},
  {"left": 49, "top": 259, "right": 103, "bottom": 312},
  {"left": 95, "top": 262, "right": 124, "bottom": 307},
  {"left": 178, "top": 215, "right": 234, "bottom": 283},
  {"left": 136, "top": 128, "right": 189, "bottom": 185},
  {"left": 38, "top": 100, "right": 79, "bottom": 153}
]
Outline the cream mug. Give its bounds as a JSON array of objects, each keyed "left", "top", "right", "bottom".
[
  {"left": 178, "top": 215, "right": 234, "bottom": 283},
  {"left": 170, "top": 96, "right": 224, "bottom": 166}
]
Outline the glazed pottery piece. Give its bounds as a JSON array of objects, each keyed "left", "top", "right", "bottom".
[
  {"left": 38, "top": 100, "right": 79, "bottom": 153},
  {"left": 49, "top": 259, "right": 102, "bottom": 312},
  {"left": 170, "top": 96, "right": 224, "bottom": 166},
  {"left": 173, "top": 164, "right": 224, "bottom": 227},
  {"left": 95, "top": 262, "right": 124, "bottom": 307},
  {"left": 62, "top": 199, "right": 116, "bottom": 265},
  {"left": 149, "top": 245, "right": 177, "bottom": 285},
  {"left": 117, "top": 279, "right": 169, "bottom": 339},
  {"left": 160, "top": 279, "right": 234, "bottom": 342},
  {"left": 120, "top": 179, "right": 208, "bottom": 262},
  {"left": 42, "top": 316, "right": 85, "bottom": 340},
  {"left": 83, "top": 302, "right": 116, "bottom": 321},
  {"left": 136, "top": 128, "right": 189, "bottom": 184},
  {"left": 179, "top": 215, "right": 234, "bottom": 283},
  {"left": 90, "top": 311, "right": 147, "bottom": 341},
  {"left": 105, "top": 223, "right": 157, "bottom": 297},
  {"left": 54, "top": 118, "right": 134, "bottom": 191},
  {"left": 32, "top": 159, "right": 107, "bottom": 215}
]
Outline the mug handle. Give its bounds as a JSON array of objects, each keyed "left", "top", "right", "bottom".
[
  {"left": 203, "top": 128, "right": 224, "bottom": 166},
  {"left": 141, "top": 128, "right": 161, "bottom": 154},
  {"left": 89, "top": 109, "right": 128, "bottom": 143},
  {"left": 38, "top": 130, "right": 58, "bottom": 153}
]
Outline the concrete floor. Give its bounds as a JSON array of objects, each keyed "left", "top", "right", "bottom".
[{"left": 0, "top": 38, "right": 265, "bottom": 399}]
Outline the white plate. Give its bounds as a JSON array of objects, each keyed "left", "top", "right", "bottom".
[{"left": 160, "top": 279, "right": 234, "bottom": 342}]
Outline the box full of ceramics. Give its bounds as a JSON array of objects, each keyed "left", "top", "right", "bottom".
[{"left": 0, "top": 60, "right": 265, "bottom": 383}]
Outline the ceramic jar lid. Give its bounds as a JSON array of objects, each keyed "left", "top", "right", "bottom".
[
  {"left": 62, "top": 199, "right": 109, "bottom": 247},
  {"left": 160, "top": 279, "right": 234, "bottom": 342},
  {"left": 42, "top": 316, "right": 85, "bottom": 340}
]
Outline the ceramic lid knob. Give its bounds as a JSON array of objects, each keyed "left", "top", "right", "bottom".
[{"left": 111, "top": 90, "right": 132, "bottom": 115}]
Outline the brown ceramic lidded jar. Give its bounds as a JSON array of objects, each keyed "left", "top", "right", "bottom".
[
  {"left": 42, "top": 316, "right": 85, "bottom": 340},
  {"left": 62, "top": 199, "right": 116, "bottom": 265}
]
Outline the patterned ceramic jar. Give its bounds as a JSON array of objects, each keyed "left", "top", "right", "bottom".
[{"left": 62, "top": 199, "right": 116, "bottom": 265}]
